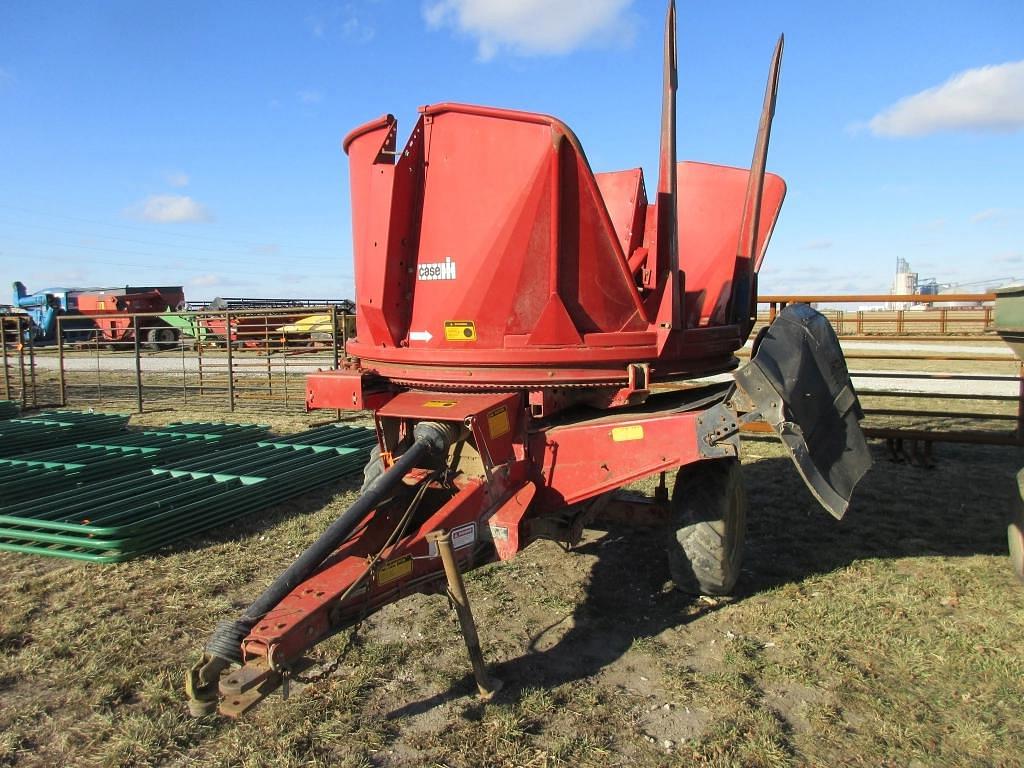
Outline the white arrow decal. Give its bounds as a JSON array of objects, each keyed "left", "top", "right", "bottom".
[{"left": 409, "top": 330, "right": 433, "bottom": 342}]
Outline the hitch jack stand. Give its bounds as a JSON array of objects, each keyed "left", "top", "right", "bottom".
[{"left": 427, "top": 530, "right": 502, "bottom": 699}]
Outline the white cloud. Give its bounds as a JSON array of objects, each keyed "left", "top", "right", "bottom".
[
  {"left": 189, "top": 273, "right": 222, "bottom": 287},
  {"left": 993, "top": 252, "right": 1023, "bottom": 264},
  {"left": 802, "top": 239, "right": 833, "bottom": 251},
  {"left": 306, "top": 15, "right": 326, "bottom": 38},
  {"left": 306, "top": 7, "right": 374, "bottom": 42},
  {"left": 971, "top": 208, "right": 1004, "bottom": 224},
  {"left": 758, "top": 264, "right": 893, "bottom": 295},
  {"left": 166, "top": 170, "right": 189, "bottom": 188},
  {"left": 342, "top": 16, "right": 375, "bottom": 42},
  {"left": 868, "top": 60, "right": 1024, "bottom": 137},
  {"left": 423, "top": 0, "right": 635, "bottom": 60},
  {"left": 297, "top": 88, "right": 323, "bottom": 104},
  {"left": 128, "top": 194, "right": 213, "bottom": 223}
]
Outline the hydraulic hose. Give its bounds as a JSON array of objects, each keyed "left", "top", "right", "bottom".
[{"left": 205, "top": 421, "right": 455, "bottom": 664}]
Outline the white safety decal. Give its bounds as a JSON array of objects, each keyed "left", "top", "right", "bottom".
[{"left": 428, "top": 522, "right": 477, "bottom": 557}]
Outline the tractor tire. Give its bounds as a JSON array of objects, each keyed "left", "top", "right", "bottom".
[
  {"left": 666, "top": 458, "right": 748, "bottom": 596},
  {"left": 144, "top": 326, "right": 177, "bottom": 351},
  {"left": 360, "top": 445, "right": 385, "bottom": 495},
  {"left": 1010, "top": 470, "right": 1024, "bottom": 583}
]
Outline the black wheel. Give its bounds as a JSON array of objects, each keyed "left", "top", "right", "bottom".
[
  {"left": 360, "top": 444, "right": 385, "bottom": 495},
  {"left": 145, "top": 326, "right": 177, "bottom": 351},
  {"left": 666, "top": 458, "right": 748, "bottom": 596}
]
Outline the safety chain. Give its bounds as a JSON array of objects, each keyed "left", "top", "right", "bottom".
[{"left": 290, "top": 622, "right": 364, "bottom": 685}]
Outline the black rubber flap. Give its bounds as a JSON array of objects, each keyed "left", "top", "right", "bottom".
[{"left": 734, "top": 303, "right": 872, "bottom": 519}]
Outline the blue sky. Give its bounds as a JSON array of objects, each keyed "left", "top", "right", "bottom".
[{"left": 1, "top": 0, "right": 1022, "bottom": 303}]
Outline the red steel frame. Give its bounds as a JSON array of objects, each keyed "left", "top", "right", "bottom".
[{"left": 238, "top": 387, "right": 720, "bottom": 694}]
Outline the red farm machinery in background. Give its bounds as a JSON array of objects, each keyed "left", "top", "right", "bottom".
[
  {"left": 186, "top": 297, "right": 356, "bottom": 348},
  {"left": 189, "top": 2, "right": 872, "bottom": 716},
  {"left": 76, "top": 286, "right": 185, "bottom": 348},
  {"left": 13, "top": 281, "right": 184, "bottom": 348}
]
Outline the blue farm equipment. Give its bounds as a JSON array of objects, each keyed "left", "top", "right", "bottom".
[
  {"left": 12, "top": 282, "right": 185, "bottom": 347},
  {"left": 12, "top": 282, "right": 94, "bottom": 343}
]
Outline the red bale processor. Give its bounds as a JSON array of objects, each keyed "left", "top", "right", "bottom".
[
  {"left": 76, "top": 286, "right": 184, "bottom": 349},
  {"left": 188, "top": 2, "right": 872, "bottom": 716}
]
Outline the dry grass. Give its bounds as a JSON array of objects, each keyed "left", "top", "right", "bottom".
[{"left": 0, "top": 409, "right": 1022, "bottom": 767}]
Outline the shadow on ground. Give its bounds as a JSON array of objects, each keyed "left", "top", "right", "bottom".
[{"left": 389, "top": 439, "right": 1021, "bottom": 718}]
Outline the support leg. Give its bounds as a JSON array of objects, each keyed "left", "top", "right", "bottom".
[{"left": 427, "top": 530, "right": 502, "bottom": 699}]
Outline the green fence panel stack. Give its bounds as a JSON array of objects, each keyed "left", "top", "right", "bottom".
[
  {"left": 0, "top": 422, "right": 270, "bottom": 506},
  {"left": 0, "top": 425, "right": 376, "bottom": 562},
  {"left": 0, "top": 401, "right": 19, "bottom": 420},
  {"left": 0, "top": 412, "right": 129, "bottom": 457},
  {"left": 254, "top": 423, "right": 374, "bottom": 449},
  {"left": 100, "top": 421, "right": 271, "bottom": 453}
]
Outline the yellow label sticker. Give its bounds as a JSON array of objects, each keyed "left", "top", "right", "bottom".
[
  {"left": 377, "top": 555, "right": 413, "bottom": 585},
  {"left": 611, "top": 425, "right": 644, "bottom": 442},
  {"left": 423, "top": 399, "right": 458, "bottom": 408},
  {"left": 487, "top": 405, "right": 510, "bottom": 438},
  {"left": 444, "top": 320, "right": 477, "bottom": 341}
]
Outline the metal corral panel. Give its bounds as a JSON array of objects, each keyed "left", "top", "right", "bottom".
[
  {"left": 0, "top": 422, "right": 270, "bottom": 506},
  {"left": 0, "top": 425, "right": 376, "bottom": 562},
  {"left": 254, "top": 423, "right": 372, "bottom": 449},
  {"left": 0, "top": 412, "right": 129, "bottom": 456}
]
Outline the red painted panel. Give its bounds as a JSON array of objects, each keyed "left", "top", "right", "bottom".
[
  {"left": 530, "top": 409, "right": 706, "bottom": 508},
  {"left": 346, "top": 104, "right": 648, "bottom": 364},
  {"left": 594, "top": 168, "right": 647, "bottom": 262},
  {"left": 678, "top": 161, "right": 785, "bottom": 328},
  {"left": 341, "top": 104, "right": 785, "bottom": 389},
  {"left": 305, "top": 369, "right": 394, "bottom": 411}
]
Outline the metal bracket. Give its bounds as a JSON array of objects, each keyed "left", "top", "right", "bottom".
[
  {"left": 696, "top": 402, "right": 741, "bottom": 458},
  {"left": 217, "top": 657, "right": 282, "bottom": 718}
]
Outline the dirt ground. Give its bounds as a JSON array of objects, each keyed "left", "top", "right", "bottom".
[{"left": 0, "top": 408, "right": 1022, "bottom": 767}]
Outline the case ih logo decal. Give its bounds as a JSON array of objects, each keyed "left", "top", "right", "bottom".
[{"left": 417, "top": 257, "right": 457, "bottom": 281}]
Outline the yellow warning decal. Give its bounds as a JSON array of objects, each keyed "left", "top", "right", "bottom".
[
  {"left": 487, "top": 405, "right": 510, "bottom": 438},
  {"left": 611, "top": 425, "right": 644, "bottom": 442},
  {"left": 423, "top": 399, "right": 458, "bottom": 408},
  {"left": 377, "top": 555, "right": 413, "bottom": 585},
  {"left": 444, "top": 320, "right": 477, "bottom": 341}
]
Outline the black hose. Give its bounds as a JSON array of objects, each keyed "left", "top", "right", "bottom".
[{"left": 206, "top": 421, "right": 452, "bottom": 664}]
